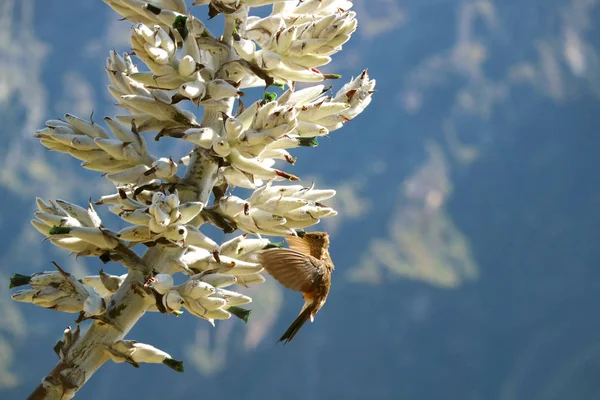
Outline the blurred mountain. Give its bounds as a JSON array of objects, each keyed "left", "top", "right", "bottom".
[{"left": 1, "top": 0, "right": 600, "bottom": 399}]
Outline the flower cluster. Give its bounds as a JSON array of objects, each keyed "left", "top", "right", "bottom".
[
  {"left": 31, "top": 197, "right": 118, "bottom": 256},
  {"left": 217, "top": 183, "right": 337, "bottom": 235},
  {"left": 235, "top": 0, "right": 356, "bottom": 83},
  {"left": 12, "top": 0, "right": 375, "bottom": 390},
  {"left": 21, "top": 0, "right": 374, "bottom": 324},
  {"left": 35, "top": 113, "right": 155, "bottom": 176},
  {"left": 111, "top": 191, "right": 207, "bottom": 246},
  {"left": 149, "top": 271, "right": 251, "bottom": 323},
  {"left": 18, "top": 0, "right": 375, "bottom": 324},
  {"left": 106, "top": 48, "right": 202, "bottom": 134},
  {"left": 127, "top": 22, "right": 241, "bottom": 105},
  {"left": 166, "top": 75, "right": 375, "bottom": 190},
  {"left": 10, "top": 265, "right": 105, "bottom": 317}
]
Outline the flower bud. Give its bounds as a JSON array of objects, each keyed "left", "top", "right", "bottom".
[
  {"left": 176, "top": 279, "right": 216, "bottom": 299},
  {"left": 195, "top": 296, "right": 227, "bottom": 311},
  {"left": 152, "top": 157, "right": 178, "bottom": 179},
  {"left": 179, "top": 80, "right": 206, "bottom": 99},
  {"left": 178, "top": 55, "right": 197, "bottom": 77},
  {"left": 163, "top": 224, "right": 187, "bottom": 243},
  {"left": 152, "top": 274, "right": 174, "bottom": 295},
  {"left": 163, "top": 290, "right": 185, "bottom": 312},
  {"left": 199, "top": 274, "right": 237, "bottom": 288}
]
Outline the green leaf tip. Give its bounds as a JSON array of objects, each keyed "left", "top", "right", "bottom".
[
  {"left": 49, "top": 226, "right": 71, "bottom": 235},
  {"left": 261, "top": 91, "right": 277, "bottom": 105},
  {"left": 298, "top": 137, "right": 319, "bottom": 147},
  {"left": 228, "top": 306, "right": 251, "bottom": 324},
  {"left": 9, "top": 274, "right": 31, "bottom": 289},
  {"left": 263, "top": 241, "right": 284, "bottom": 249},
  {"left": 172, "top": 16, "right": 188, "bottom": 40},
  {"left": 295, "top": 230, "right": 307, "bottom": 238},
  {"left": 163, "top": 358, "right": 184, "bottom": 373}
]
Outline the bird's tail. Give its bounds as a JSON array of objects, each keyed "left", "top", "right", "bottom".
[{"left": 279, "top": 305, "right": 313, "bottom": 344}]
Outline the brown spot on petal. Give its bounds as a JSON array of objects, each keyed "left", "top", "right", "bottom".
[
  {"left": 212, "top": 250, "right": 221, "bottom": 264},
  {"left": 275, "top": 170, "right": 300, "bottom": 181}
]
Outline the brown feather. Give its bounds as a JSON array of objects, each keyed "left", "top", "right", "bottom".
[
  {"left": 279, "top": 303, "right": 315, "bottom": 343},
  {"left": 258, "top": 249, "right": 322, "bottom": 293},
  {"left": 285, "top": 235, "right": 313, "bottom": 256}
]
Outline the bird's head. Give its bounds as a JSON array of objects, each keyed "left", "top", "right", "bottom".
[{"left": 303, "top": 232, "right": 330, "bottom": 250}]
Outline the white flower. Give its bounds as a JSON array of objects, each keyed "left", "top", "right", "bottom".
[
  {"left": 197, "top": 273, "right": 237, "bottom": 288},
  {"left": 35, "top": 112, "right": 154, "bottom": 175},
  {"left": 180, "top": 246, "right": 263, "bottom": 275},
  {"left": 333, "top": 69, "right": 376, "bottom": 121},
  {"left": 114, "top": 190, "right": 205, "bottom": 246},
  {"left": 175, "top": 278, "right": 216, "bottom": 299},
  {"left": 217, "top": 183, "right": 336, "bottom": 235},
  {"left": 11, "top": 264, "right": 106, "bottom": 317},
  {"left": 245, "top": 7, "right": 356, "bottom": 67},
  {"left": 162, "top": 290, "right": 185, "bottom": 312},
  {"left": 104, "top": 0, "right": 187, "bottom": 28},
  {"left": 151, "top": 274, "right": 175, "bottom": 295},
  {"left": 81, "top": 271, "right": 126, "bottom": 298},
  {"left": 276, "top": 0, "right": 354, "bottom": 18},
  {"left": 105, "top": 340, "right": 184, "bottom": 372},
  {"left": 32, "top": 199, "right": 125, "bottom": 254}
]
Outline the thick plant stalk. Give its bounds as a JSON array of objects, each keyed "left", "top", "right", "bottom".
[
  {"left": 182, "top": 109, "right": 228, "bottom": 202},
  {"left": 15, "top": 1, "right": 375, "bottom": 398}
]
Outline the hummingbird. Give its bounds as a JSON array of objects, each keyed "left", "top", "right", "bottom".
[{"left": 258, "top": 232, "right": 334, "bottom": 343}]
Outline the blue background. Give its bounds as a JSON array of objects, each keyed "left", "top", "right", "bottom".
[{"left": 1, "top": 0, "right": 600, "bottom": 399}]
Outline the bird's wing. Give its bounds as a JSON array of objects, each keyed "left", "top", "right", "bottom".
[
  {"left": 259, "top": 249, "right": 322, "bottom": 293},
  {"left": 285, "top": 235, "right": 313, "bottom": 256}
]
